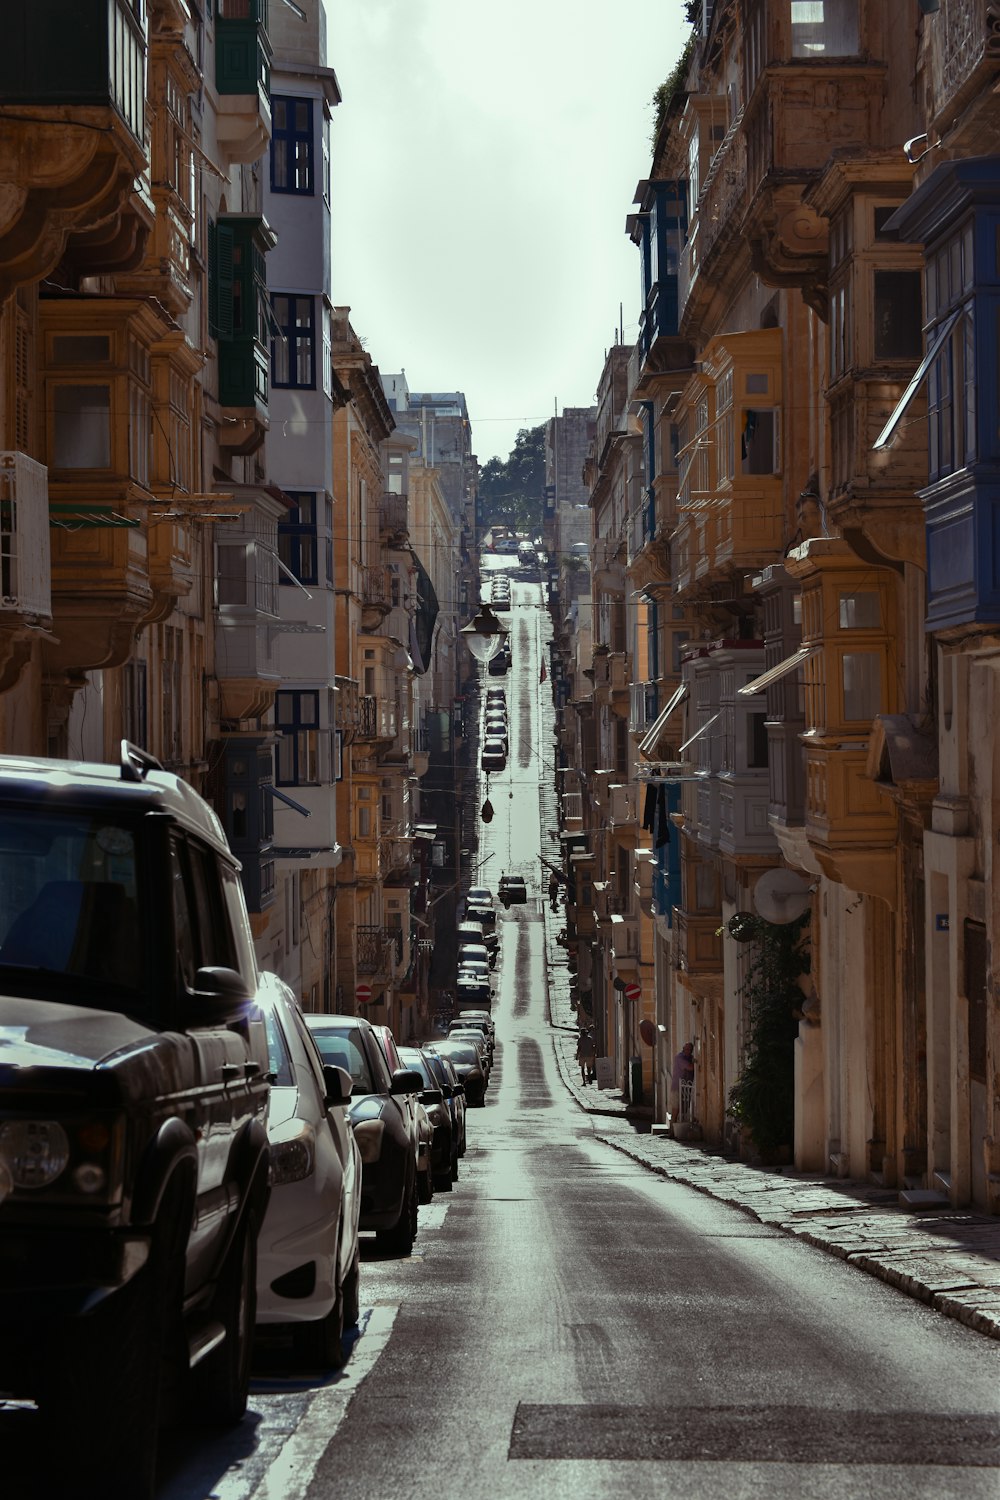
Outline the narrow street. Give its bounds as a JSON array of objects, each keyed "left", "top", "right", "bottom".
[{"left": 5, "top": 578, "right": 1000, "bottom": 1499}]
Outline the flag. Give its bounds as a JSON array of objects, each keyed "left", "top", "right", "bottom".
[{"left": 540, "top": 659, "right": 547, "bottom": 682}]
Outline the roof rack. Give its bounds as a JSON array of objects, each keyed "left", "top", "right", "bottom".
[{"left": 120, "top": 740, "right": 165, "bottom": 783}]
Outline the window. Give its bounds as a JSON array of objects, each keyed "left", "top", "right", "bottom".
[
  {"left": 276, "top": 690, "right": 320, "bottom": 786},
  {"left": 270, "top": 96, "right": 314, "bottom": 194},
  {"left": 874, "top": 271, "right": 922, "bottom": 361},
  {"left": 278, "top": 492, "right": 318, "bottom": 584},
  {"left": 123, "top": 661, "right": 147, "bottom": 748},
  {"left": 52, "top": 385, "right": 111, "bottom": 469},
  {"left": 746, "top": 712, "right": 769, "bottom": 769},
  {"left": 160, "top": 625, "right": 182, "bottom": 764},
  {"left": 271, "top": 294, "right": 315, "bottom": 388},
  {"left": 842, "top": 652, "right": 880, "bottom": 722},
  {"left": 217, "top": 541, "right": 250, "bottom": 606},
  {"left": 790, "top": 0, "right": 858, "bottom": 57},
  {"left": 741, "top": 409, "right": 777, "bottom": 474},
  {"left": 838, "top": 592, "right": 880, "bottom": 629}
]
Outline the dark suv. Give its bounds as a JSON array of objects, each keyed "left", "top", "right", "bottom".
[{"left": 0, "top": 745, "right": 272, "bottom": 1499}]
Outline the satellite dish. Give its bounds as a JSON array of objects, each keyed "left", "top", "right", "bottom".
[{"left": 753, "top": 868, "right": 811, "bottom": 924}]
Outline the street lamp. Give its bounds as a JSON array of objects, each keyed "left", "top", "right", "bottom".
[{"left": 459, "top": 603, "right": 509, "bottom": 665}]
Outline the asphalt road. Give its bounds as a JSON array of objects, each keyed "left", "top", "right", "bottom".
[{"left": 5, "top": 569, "right": 1000, "bottom": 1497}]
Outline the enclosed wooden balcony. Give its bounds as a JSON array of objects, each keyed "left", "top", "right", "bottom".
[
  {"left": 214, "top": 0, "right": 272, "bottom": 165},
  {"left": 0, "top": 0, "right": 149, "bottom": 298},
  {"left": 673, "top": 907, "right": 723, "bottom": 976}
]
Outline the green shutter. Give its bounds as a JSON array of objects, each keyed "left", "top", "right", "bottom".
[{"left": 215, "top": 224, "right": 235, "bottom": 339}]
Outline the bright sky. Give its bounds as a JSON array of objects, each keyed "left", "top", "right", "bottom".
[{"left": 329, "top": 2, "right": 690, "bottom": 465}]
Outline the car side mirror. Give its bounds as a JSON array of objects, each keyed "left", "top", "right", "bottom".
[
  {"left": 187, "top": 966, "right": 251, "bottom": 1021},
  {"left": 390, "top": 1068, "right": 424, "bottom": 1096},
  {"left": 420, "top": 1087, "right": 444, "bottom": 1105},
  {"left": 323, "top": 1064, "right": 354, "bottom": 1108},
  {"left": 453, "top": 1084, "right": 466, "bottom": 1099}
]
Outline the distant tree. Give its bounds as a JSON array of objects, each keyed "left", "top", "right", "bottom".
[{"left": 478, "top": 424, "right": 545, "bottom": 534}]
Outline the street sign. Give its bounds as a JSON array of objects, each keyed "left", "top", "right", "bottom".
[
  {"left": 356, "top": 983, "right": 373, "bottom": 1005},
  {"left": 624, "top": 981, "right": 642, "bottom": 1002}
]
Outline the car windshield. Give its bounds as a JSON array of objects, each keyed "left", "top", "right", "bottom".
[
  {"left": 400, "top": 1048, "right": 432, "bottom": 1085},
  {"left": 437, "top": 1040, "right": 479, "bottom": 1066},
  {"left": 309, "top": 1025, "right": 376, "bottom": 1093},
  {"left": 0, "top": 807, "right": 144, "bottom": 1004},
  {"left": 467, "top": 888, "right": 492, "bottom": 904}
]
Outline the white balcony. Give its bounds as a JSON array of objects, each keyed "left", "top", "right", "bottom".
[
  {"left": 609, "top": 782, "right": 636, "bottom": 827},
  {"left": 0, "top": 452, "right": 51, "bottom": 621}
]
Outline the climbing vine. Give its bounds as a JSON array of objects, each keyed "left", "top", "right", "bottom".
[{"left": 726, "top": 913, "right": 810, "bottom": 1160}]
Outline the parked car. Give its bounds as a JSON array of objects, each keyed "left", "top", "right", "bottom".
[
  {"left": 304, "top": 1015, "right": 423, "bottom": 1254},
  {"left": 398, "top": 1046, "right": 457, "bottom": 1189},
  {"left": 455, "top": 972, "right": 493, "bottom": 1008},
  {"left": 423, "top": 1049, "right": 467, "bottom": 1158},
  {"left": 488, "top": 643, "right": 511, "bottom": 675},
  {"left": 457, "top": 918, "right": 497, "bottom": 956},
  {"left": 466, "top": 901, "right": 497, "bottom": 933},
  {"left": 499, "top": 874, "right": 529, "bottom": 906},
  {"left": 457, "top": 941, "right": 491, "bottom": 969},
  {"left": 485, "top": 718, "right": 508, "bottom": 748},
  {"left": 429, "top": 1038, "right": 487, "bottom": 1107},
  {"left": 257, "top": 983, "right": 361, "bottom": 1369},
  {"left": 458, "top": 1008, "right": 495, "bottom": 1037},
  {"left": 485, "top": 689, "right": 506, "bottom": 709},
  {"left": 482, "top": 739, "right": 507, "bottom": 772},
  {"left": 370, "top": 1024, "right": 435, "bottom": 1205},
  {"left": 448, "top": 1017, "right": 493, "bottom": 1060},
  {"left": 0, "top": 746, "right": 272, "bottom": 1499},
  {"left": 465, "top": 885, "right": 495, "bottom": 912}
]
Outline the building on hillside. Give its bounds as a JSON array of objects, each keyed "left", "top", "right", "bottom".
[
  {"left": 262, "top": 0, "right": 344, "bottom": 1004},
  {"left": 0, "top": 0, "right": 285, "bottom": 929},
  {"left": 602, "top": 0, "right": 1000, "bottom": 1211}
]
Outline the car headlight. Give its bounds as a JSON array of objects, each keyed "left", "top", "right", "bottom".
[
  {"left": 0, "top": 1119, "right": 70, "bottom": 1189},
  {"left": 352, "top": 1118, "right": 385, "bottom": 1164},
  {"left": 268, "top": 1121, "right": 317, "bottom": 1186}
]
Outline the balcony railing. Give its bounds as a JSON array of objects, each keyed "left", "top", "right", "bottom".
[
  {"left": 379, "top": 493, "right": 408, "bottom": 541},
  {"left": 0, "top": 452, "right": 51, "bottom": 620},
  {"left": 360, "top": 564, "right": 391, "bottom": 612},
  {"left": 356, "top": 924, "right": 397, "bottom": 978},
  {"left": 334, "top": 676, "right": 360, "bottom": 739},
  {"left": 358, "top": 693, "right": 395, "bottom": 741}
]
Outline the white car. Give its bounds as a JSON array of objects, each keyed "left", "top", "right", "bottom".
[{"left": 256, "top": 979, "right": 362, "bottom": 1369}]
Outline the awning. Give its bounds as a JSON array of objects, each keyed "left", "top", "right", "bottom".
[
  {"left": 407, "top": 548, "right": 439, "bottom": 675},
  {"left": 873, "top": 308, "right": 962, "bottom": 451},
  {"left": 737, "top": 644, "right": 821, "bottom": 698},
  {"left": 638, "top": 681, "right": 689, "bottom": 758},
  {"left": 678, "top": 711, "right": 720, "bottom": 755}
]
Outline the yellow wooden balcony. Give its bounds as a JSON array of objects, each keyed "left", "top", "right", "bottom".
[{"left": 673, "top": 906, "right": 723, "bottom": 975}]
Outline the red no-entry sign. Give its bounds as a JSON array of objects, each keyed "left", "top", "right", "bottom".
[
  {"left": 356, "top": 983, "right": 373, "bottom": 1005},
  {"left": 624, "top": 981, "right": 642, "bottom": 1002}
]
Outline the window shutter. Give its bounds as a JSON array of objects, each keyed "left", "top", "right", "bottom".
[{"left": 208, "top": 219, "right": 235, "bottom": 340}]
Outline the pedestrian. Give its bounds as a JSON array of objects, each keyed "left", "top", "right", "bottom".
[
  {"left": 671, "top": 1040, "right": 695, "bottom": 1123},
  {"left": 576, "top": 1026, "right": 596, "bottom": 1084},
  {"left": 548, "top": 872, "right": 559, "bottom": 912}
]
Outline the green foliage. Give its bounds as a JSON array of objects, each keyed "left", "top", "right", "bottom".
[
  {"left": 478, "top": 425, "right": 545, "bottom": 534},
  {"left": 727, "top": 914, "right": 810, "bottom": 1159},
  {"left": 652, "top": 31, "right": 695, "bottom": 141}
]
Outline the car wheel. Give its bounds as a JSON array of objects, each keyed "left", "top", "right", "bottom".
[
  {"left": 450, "top": 1150, "right": 460, "bottom": 1183},
  {"left": 342, "top": 1245, "right": 361, "bottom": 1329},
  {"left": 190, "top": 1210, "right": 257, "bottom": 1426},
  {"left": 417, "top": 1158, "right": 433, "bottom": 1206},
  {"left": 376, "top": 1170, "right": 417, "bottom": 1256},
  {"left": 294, "top": 1285, "right": 344, "bottom": 1370},
  {"left": 45, "top": 1198, "right": 184, "bottom": 1500}
]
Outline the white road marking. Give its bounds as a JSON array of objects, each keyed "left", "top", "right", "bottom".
[{"left": 211, "top": 1304, "right": 400, "bottom": 1500}]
